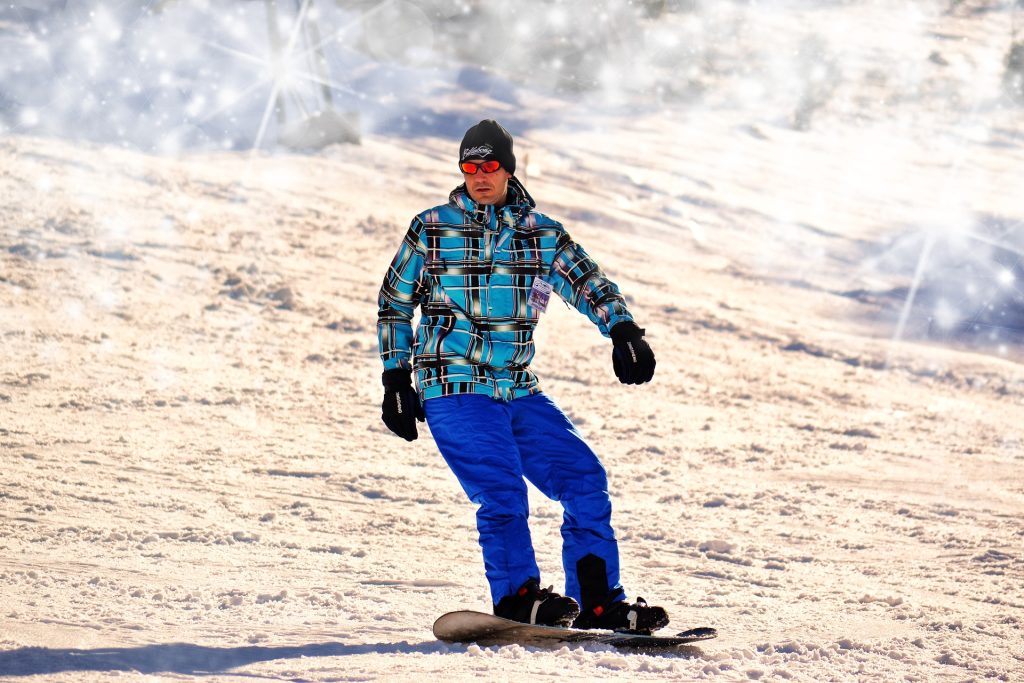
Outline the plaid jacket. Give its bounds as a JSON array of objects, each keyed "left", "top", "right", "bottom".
[{"left": 377, "top": 177, "right": 634, "bottom": 402}]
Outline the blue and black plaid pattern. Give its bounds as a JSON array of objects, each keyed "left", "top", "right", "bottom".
[{"left": 378, "top": 178, "right": 633, "bottom": 401}]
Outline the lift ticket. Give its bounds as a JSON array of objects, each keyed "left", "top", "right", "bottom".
[{"left": 528, "top": 277, "right": 553, "bottom": 313}]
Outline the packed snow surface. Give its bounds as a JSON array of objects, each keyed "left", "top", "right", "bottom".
[{"left": 2, "top": 1, "right": 1024, "bottom": 681}]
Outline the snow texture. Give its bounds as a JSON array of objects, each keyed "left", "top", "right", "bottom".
[{"left": 2, "top": 0, "right": 1024, "bottom": 681}]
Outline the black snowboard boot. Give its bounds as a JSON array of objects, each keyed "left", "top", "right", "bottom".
[
  {"left": 494, "top": 579, "right": 580, "bottom": 627},
  {"left": 572, "top": 595, "right": 670, "bottom": 634},
  {"left": 572, "top": 552, "right": 669, "bottom": 634}
]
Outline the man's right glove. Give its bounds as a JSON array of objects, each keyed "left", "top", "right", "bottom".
[
  {"left": 610, "top": 321, "right": 656, "bottom": 385},
  {"left": 381, "top": 368, "right": 425, "bottom": 441}
]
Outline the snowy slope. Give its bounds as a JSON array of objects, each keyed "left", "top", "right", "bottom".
[{"left": 2, "top": 1, "right": 1024, "bottom": 681}]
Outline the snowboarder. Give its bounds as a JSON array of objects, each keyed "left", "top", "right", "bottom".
[{"left": 376, "top": 119, "right": 667, "bottom": 633}]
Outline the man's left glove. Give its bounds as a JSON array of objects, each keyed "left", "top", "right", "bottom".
[
  {"left": 610, "top": 321, "right": 656, "bottom": 385},
  {"left": 381, "top": 368, "right": 425, "bottom": 441}
]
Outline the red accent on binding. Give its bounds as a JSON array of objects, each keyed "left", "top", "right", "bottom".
[
  {"left": 518, "top": 586, "right": 528, "bottom": 596},
  {"left": 593, "top": 605, "right": 604, "bottom": 616}
]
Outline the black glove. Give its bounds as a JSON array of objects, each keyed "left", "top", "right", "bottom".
[
  {"left": 610, "top": 321, "right": 656, "bottom": 385},
  {"left": 381, "top": 368, "right": 425, "bottom": 441}
]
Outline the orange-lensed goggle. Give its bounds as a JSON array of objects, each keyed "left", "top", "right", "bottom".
[{"left": 460, "top": 160, "right": 501, "bottom": 174}]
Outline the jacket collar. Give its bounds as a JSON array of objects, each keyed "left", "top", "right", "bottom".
[{"left": 449, "top": 175, "right": 536, "bottom": 225}]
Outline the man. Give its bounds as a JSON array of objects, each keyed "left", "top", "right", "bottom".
[{"left": 376, "top": 119, "right": 666, "bottom": 633}]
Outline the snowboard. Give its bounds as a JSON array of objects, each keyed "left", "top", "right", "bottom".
[{"left": 433, "top": 610, "right": 717, "bottom": 651}]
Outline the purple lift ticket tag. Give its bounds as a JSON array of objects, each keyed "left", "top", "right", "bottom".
[{"left": 528, "top": 277, "right": 553, "bottom": 313}]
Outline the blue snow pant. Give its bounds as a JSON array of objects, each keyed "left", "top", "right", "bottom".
[{"left": 424, "top": 392, "right": 623, "bottom": 606}]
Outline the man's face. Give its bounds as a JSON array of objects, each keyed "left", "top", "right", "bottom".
[{"left": 462, "top": 159, "right": 511, "bottom": 206}]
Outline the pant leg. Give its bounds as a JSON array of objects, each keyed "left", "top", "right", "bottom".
[
  {"left": 507, "top": 393, "right": 625, "bottom": 608},
  {"left": 423, "top": 394, "right": 540, "bottom": 605}
]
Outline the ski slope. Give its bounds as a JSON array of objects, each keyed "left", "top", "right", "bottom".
[{"left": 2, "top": 1, "right": 1024, "bottom": 681}]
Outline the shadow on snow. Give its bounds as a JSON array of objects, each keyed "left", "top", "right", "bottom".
[
  {"left": 0, "top": 637, "right": 706, "bottom": 676},
  {"left": 0, "top": 640, "right": 446, "bottom": 677}
]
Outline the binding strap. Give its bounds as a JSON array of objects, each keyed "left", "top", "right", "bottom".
[{"left": 530, "top": 600, "right": 542, "bottom": 625}]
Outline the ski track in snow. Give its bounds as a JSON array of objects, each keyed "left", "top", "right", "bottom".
[{"left": 3, "top": 2, "right": 1024, "bottom": 682}]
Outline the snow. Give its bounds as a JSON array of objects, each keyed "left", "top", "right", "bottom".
[{"left": 2, "top": 0, "right": 1024, "bottom": 681}]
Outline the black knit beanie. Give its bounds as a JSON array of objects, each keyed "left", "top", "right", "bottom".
[{"left": 459, "top": 119, "right": 516, "bottom": 174}]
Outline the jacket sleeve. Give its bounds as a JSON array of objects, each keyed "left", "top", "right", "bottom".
[
  {"left": 377, "top": 217, "right": 427, "bottom": 370},
  {"left": 548, "top": 229, "right": 633, "bottom": 337}
]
